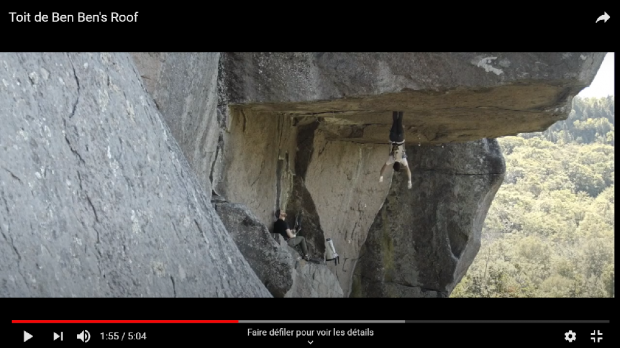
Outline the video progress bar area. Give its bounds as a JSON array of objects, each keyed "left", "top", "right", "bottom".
[
  {"left": 12, "top": 319, "right": 611, "bottom": 324},
  {"left": 240, "top": 320, "right": 404, "bottom": 323},
  {"left": 404, "top": 320, "right": 611, "bottom": 323},
  {"left": 241, "top": 320, "right": 610, "bottom": 323}
]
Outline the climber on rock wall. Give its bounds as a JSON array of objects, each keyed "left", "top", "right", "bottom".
[{"left": 379, "top": 111, "right": 412, "bottom": 189}]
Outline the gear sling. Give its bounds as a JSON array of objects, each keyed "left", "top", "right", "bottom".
[{"left": 325, "top": 238, "right": 340, "bottom": 265}]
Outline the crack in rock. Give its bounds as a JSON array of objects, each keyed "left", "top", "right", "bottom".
[
  {"left": 1, "top": 194, "right": 9, "bottom": 217},
  {"left": 413, "top": 170, "right": 505, "bottom": 176},
  {"left": 92, "top": 226, "right": 103, "bottom": 281},
  {"left": 170, "top": 276, "right": 177, "bottom": 297},
  {"left": 77, "top": 172, "right": 99, "bottom": 224},
  {"left": 194, "top": 219, "right": 208, "bottom": 246},
  {"left": 76, "top": 170, "right": 103, "bottom": 284},
  {"left": 2, "top": 167, "right": 23, "bottom": 184},
  {"left": 86, "top": 196, "right": 99, "bottom": 223},
  {"left": 0, "top": 224, "right": 21, "bottom": 262},
  {"left": 62, "top": 119, "right": 86, "bottom": 165},
  {"left": 359, "top": 275, "right": 448, "bottom": 297},
  {"left": 240, "top": 109, "right": 248, "bottom": 132},
  {"left": 171, "top": 221, "right": 182, "bottom": 241},
  {"left": 67, "top": 54, "right": 81, "bottom": 118},
  {"left": 0, "top": 217, "right": 30, "bottom": 294},
  {"left": 294, "top": 110, "right": 352, "bottom": 117},
  {"left": 62, "top": 55, "right": 85, "bottom": 165}
]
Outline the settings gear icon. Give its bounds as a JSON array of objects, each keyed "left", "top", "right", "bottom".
[{"left": 565, "top": 330, "right": 576, "bottom": 342}]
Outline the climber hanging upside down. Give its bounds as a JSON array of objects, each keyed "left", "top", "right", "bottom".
[{"left": 379, "top": 111, "right": 412, "bottom": 189}]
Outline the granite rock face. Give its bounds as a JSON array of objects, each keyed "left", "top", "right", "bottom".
[
  {"left": 215, "top": 52, "right": 605, "bottom": 296},
  {"left": 280, "top": 237, "right": 344, "bottom": 298},
  {"left": 0, "top": 53, "right": 271, "bottom": 297},
  {"left": 219, "top": 52, "right": 605, "bottom": 145},
  {"left": 1, "top": 52, "right": 604, "bottom": 298},
  {"left": 212, "top": 200, "right": 343, "bottom": 298},
  {"left": 213, "top": 202, "right": 294, "bottom": 297},
  {"left": 351, "top": 139, "right": 505, "bottom": 297},
  {"left": 130, "top": 53, "right": 221, "bottom": 200}
]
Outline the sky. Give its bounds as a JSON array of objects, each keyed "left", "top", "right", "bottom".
[{"left": 577, "top": 52, "right": 614, "bottom": 98}]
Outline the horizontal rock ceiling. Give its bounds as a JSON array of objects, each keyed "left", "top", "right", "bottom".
[
  {"left": 222, "top": 52, "right": 603, "bottom": 144},
  {"left": 232, "top": 84, "right": 576, "bottom": 144}
]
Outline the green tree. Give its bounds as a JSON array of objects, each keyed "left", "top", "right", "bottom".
[{"left": 452, "top": 96, "right": 614, "bottom": 298}]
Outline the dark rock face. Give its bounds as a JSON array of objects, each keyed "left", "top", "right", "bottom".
[
  {"left": 213, "top": 202, "right": 293, "bottom": 297},
  {"left": 0, "top": 53, "right": 271, "bottom": 297},
  {"left": 351, "top": 139, "right": 505, "bottom": 297},
  {"left": 212, "top": 200, "right": 344, "bottom": 297}
]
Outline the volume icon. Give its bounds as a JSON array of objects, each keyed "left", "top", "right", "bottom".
[{"left": 77, "top": 330, "right": 90, "bottom": 343}]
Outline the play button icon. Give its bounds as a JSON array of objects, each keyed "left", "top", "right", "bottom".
[{"left": 24, "top": 331, "right": 33, "bottom": 342}]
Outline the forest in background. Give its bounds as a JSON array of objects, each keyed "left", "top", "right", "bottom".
[{"left": 452, "top": 96, "right": 614, "bottom": 297}]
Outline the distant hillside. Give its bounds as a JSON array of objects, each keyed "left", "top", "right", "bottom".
[
  {"left": 522, "top": 96, "right": 614, "bottom": 145},
  {"left": 452, "top": 96, "right": 614, "bottom": 298}
]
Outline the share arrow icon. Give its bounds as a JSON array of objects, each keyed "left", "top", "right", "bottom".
[{"left": 596, "top": 12, "right": 610, "bottom": 23}]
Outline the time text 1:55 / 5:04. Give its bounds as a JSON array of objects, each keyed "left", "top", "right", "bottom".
[{"left": 101, "top": 332, "right": 147, "bottom": 341}]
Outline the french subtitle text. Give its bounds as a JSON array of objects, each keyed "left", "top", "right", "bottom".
[{"left": 247, "top": 328, "right": 374, "bottom": 337}]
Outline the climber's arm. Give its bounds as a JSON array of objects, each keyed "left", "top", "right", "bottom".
[
  {"left": 379, "top": 163, "right": 388, "bottom": 179},
  {"left": 406, "top": 165, "right": 412, "bottom": 188},
  {"left": 286, "top": 228, "right": 296, "bottom": 239}
]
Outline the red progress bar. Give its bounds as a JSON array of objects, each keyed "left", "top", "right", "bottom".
[{"left": 12, "top": 320, "right": 238, "bottom": 324}]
